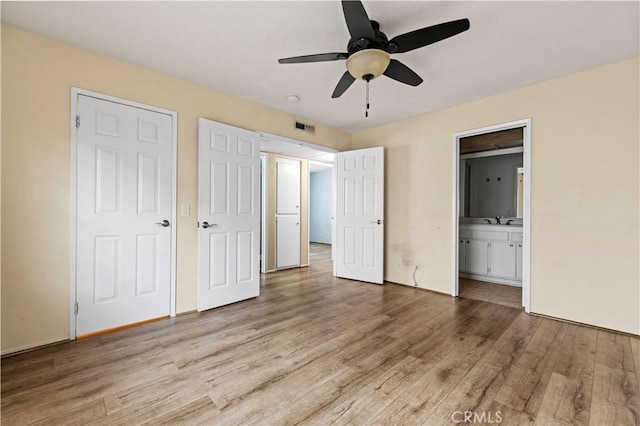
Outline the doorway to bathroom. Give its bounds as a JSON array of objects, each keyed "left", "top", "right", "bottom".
[{"left": 452, "top": 119, "right": 531, "bottom": 312}]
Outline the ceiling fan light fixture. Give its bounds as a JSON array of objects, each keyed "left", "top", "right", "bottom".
[{"left": 346, "top": 49, "right": 391, "bottom": 80}]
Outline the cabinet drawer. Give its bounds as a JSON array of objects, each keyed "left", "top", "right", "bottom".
[
  {"left": 471, "top": 230, "right": 508, "bottom": 241},
  {"left": 510, "top": 232, "right": 523, "bottom": 242}
]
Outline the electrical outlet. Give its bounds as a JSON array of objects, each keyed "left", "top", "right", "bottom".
[{"left": 180, "top": 204, "right": 190, "bottom": 217}]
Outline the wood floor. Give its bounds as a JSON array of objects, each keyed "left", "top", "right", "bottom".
[
  {"left": 458, "top": 278, "right": 523, "bottom": 309},
  {"left": 2, "top": 248, "right": 639, "bottom": 425},
  {"left": 309, "top": 242, "right": 332, "bottom": 266}
]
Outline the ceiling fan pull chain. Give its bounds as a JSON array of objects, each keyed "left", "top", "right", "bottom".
[{"left": 365, "top": 79, "right": 370, "bottom": 118}]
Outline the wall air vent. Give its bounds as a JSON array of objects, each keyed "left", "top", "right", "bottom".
[{"left": 294, "top": 121, "right": 315, "bottom": 134}]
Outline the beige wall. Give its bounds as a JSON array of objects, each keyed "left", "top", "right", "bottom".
[
  {"left": 353, "top": 57, "right": 639, "bottom": 335},
  {"left": 265, "top": 153, "right": 309, "bottom": 272},
  {"left": 2, "top": 23, "right": 638, "bottom": 354},
  {"left": 0, "top": 25, "right": 350, "bottom": 354}
]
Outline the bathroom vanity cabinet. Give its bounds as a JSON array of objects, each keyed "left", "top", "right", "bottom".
[{"left": 459, "top": 224, "right": 523, "bottom": 286}]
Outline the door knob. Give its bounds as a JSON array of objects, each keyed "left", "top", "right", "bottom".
[
  {"left": 155, "top": 220, "right": 170, "bottom": 227},
  {"left": 201, "top": 221, "right": 217, "bottom": 229},
  {"left": 370, "top": 219, "right": 383, "bottom": 225}
]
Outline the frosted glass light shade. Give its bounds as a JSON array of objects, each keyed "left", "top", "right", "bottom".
[{"left": 346, "top": 49, "right": 391, "bottom": 80}]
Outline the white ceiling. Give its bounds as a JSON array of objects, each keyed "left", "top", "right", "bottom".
[{"left": 2, "top": 1, "right": 638, "bottom": 132}]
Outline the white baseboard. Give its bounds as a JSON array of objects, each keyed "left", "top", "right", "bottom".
[{"left": 459, "top": 273, "right": 522, "bottom": 287}]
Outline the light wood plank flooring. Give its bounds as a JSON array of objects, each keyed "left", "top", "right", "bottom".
[
  {"left": 309, "top": 242, "right": 332, "bottom": 266},
  {"left": 2, "top": 251, "right": 639, "bottom": 425},
  {"left": 459, "top": 278, "right": 523, "bottom": 309}
]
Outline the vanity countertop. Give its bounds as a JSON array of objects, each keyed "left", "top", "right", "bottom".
[{"left": 459, "top": 223, "right": 523, "bottom": 232}]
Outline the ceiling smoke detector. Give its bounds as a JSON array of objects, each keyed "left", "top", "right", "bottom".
[{"left": 286, "top": 93, "right": 300, "bottom": 103}]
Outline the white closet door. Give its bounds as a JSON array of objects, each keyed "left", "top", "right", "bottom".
[
  {"left": 197, "top": 118, "right": 260, "bottom": 311},
  {"left": 76, "top": 95, "right": 173, "bottom": 336},
  {"left": 275, "top": 157, "right": 301, "bottom": 269}
]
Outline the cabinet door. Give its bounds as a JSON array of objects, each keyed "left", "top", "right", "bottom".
[
  {"left": 516, "top": 243, "right": 523, "bottom": 280},
  {"left": 490, "top": 241, "right": 517, "bottom": 279},
  {"left": 276, "top": 216, "right": 300, "bottom": 269},
  {"left": 458, "top": 239, "right": 467, "bottom": 272},
  {"left": 276, "top": 158, "right": 300, "bottom": 214},
  {"left": 466, "top": 240, "right": 489, "bottom": 275}
]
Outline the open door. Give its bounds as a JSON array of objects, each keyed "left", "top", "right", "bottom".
[
  {"left": 335, "top": 147, "right": 384, "bottom": 284},
  {"left": 197, "top": 118, "right": 260, "bottom": 311}
]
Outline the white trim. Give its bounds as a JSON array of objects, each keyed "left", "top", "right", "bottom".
[
  {"left": 260, "top": 153, "right": 268, "bottom": 274},
  {"left": 459, "top": 146, "right": 524, "bottom": 160},
  {"left": 452, "top": 118, "right": 532, "bottom": 313},
  {"left": 459, "top": 273, "right": 522, "bottom": 287},
  {"left": 522, "top": 122, "right": 532, "bottom": 312},
  {"left": 307, "top": 160, "right": 311, "bottom": 262},
  {"left": 257, "top": 132, "right": 338, "bottom": 154},
  {"left": 69, "top": 92, "right": 79, "bottom": 341},
  {"left": 332, "top": 158, "right": 338, "bottom": 275},
  {"left": 452, "top": 133, "right": 459, "bottom": 298},
  {"left": 308, "top": 160, "right": 334, "bottom": 172},
  {"left": 170, "top": 106, "right": 178, "bottom": 319},
  {"left": 69, "top": 87, "right": 178, "bottom": 340}
]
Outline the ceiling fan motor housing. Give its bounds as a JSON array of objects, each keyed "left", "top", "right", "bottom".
[
  {"left": 347, "top": 20, "right": 390, "bottom": 53},
  {"left": 344, "top": 20, "right": 395, "bottom": 80}
]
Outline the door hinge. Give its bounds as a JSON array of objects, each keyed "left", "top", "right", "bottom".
[
  {"left": 75, "top": 115, "right": 80, "bottom": 128},
  {"left": 73, "top": 302, "right": 79, "bottom": 315}
]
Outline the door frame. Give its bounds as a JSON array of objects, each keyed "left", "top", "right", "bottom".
[
  {"left": 260, "top": 153, "right": 268, "bottom": 274},
  {"left": 274, "top": 157, "right": 302, "bottom": 270},
  {"left": 257, "top": 132, "right": 337, "bottom": 273},
  {"left": 451, "top": 118, "right": 532, "bottom": 312},
  {"left": 69, "top": 87, "right": 178, "bottom": 340}
]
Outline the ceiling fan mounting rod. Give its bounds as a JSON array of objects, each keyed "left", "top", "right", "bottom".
[{"left": 348, "top": 21, "right": 390, "bottom": 54}]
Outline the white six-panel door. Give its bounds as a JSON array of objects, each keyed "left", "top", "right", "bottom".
[
  {"left": 335, "top": 147, "right": 384, "bottom": 284},
  {"left": 76, "top": 95, "right": 173, "bottom": 336},
  {"left": 198, "top": 119, "right": 260, "bottom": 311}
]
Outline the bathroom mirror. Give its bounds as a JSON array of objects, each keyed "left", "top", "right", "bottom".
[{"left": 460, "top": 153, "right": 523, "bottom": 218}]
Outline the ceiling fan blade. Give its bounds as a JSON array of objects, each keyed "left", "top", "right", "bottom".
[
  {"left": 389, "top": 19, "right": 470, "bottom": 53},
  {"left": 332, "top": 71, "right": 356, "bottom": 98},
  {"left": 342, "top": 0, "right": 375, "bottom": 40},
  {"left": 383, "top": 59, "right": 423, "bottom": 86},
  {"left": 278, "top": 52, "right": 348, "bottom": 64}
]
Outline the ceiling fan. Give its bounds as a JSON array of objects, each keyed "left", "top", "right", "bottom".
[{"left": 278, "top": 1, "right": 470, "bottom": 101}]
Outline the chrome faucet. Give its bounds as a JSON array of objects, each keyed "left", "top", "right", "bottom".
[{"left": 495, "top": 216, "right": 501, "bottom": 225}]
